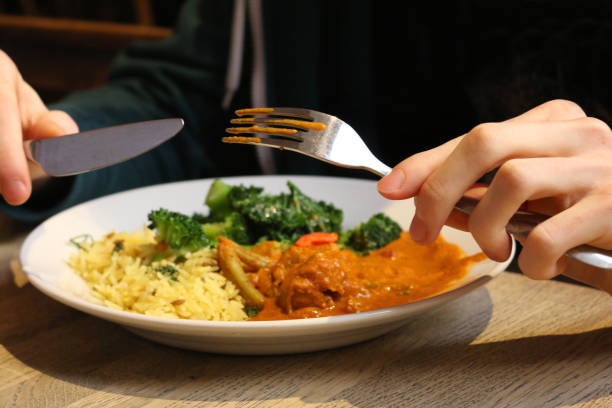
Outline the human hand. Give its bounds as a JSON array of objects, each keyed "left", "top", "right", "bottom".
[
  {"left": 0, "top": 50, "right": 78, "bottom": 206},
  {"left": 378, "top": 99, "right": 612, "bottom": 294}
]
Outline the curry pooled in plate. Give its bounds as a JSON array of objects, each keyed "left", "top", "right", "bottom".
[
  {"left": 68, "top": 179, "right": 486, "bottom": 321},
  {"left": 219, "top": 233, "right": 485, "bottom": 320}
]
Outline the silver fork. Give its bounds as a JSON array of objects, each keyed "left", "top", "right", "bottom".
[{"left": 224, "top": 107, "right": 612, "bottom": 269}]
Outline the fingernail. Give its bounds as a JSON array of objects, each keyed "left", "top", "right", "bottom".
[
  {"left": 409, "top": 216, "right": 427, "bottom": 243},
  {"left": 2, "top": 179, "right": 27, "bottom": 204},
  {"left": 379, "top": 169, "right": 405, "bottom": 194}
]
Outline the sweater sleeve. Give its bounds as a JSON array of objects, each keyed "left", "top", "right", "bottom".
[{"left": 1, "top": 0, "right": 235, "bottom": 223}]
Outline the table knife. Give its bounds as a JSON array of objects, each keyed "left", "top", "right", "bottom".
[{"left": 23, "top": 118, "right": 184, "bottom": 176}]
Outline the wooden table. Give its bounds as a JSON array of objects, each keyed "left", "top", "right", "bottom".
[{"left": 1, "top": 214, "right": 610, "bottom": 408}]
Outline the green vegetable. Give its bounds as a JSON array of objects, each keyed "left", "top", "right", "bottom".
[
  {"left": 204, "top": 178, "right": 234, "bottom": 220},
  {"left": 152, "top": 252, "right": 166, "bottom": 262},
  {"left": 190, "top": 212, "right": 209, "bottom": 224},
  {"left": 147, "top": 208, "right": 210, "bottom": 255},
  {"left": 146, "top": 180, "right": 400, "bottom": 257},
  {"left": 207, "top": 179, "right": 343, "bottom": 243},
  {"left": 340, "top": 213, "right": 402, "bottom": 255},
  {"left": 201, "top": 212, "right": 251, "bottom": 246},
  {"left": 155, "top": 264, "right": 178, "bottom": 276},
  {"left": 173, "top": 255, "right": 187, "bottom": 263},
  {"left": 112, "top": 240, "right": 124, "bottom": 254},
  {"left": 69, "top": 234, "right": 93, "bottom": 252},
  {"left": 245, "top": 305, "right": 260, "bottom": 318}
]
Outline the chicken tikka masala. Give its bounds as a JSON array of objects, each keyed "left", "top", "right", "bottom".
[{"left": 218, "top": 232, "right": 486, "bottom": 320}]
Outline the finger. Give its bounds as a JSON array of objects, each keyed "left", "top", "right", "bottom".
[
  {"left": 19, "top": 79, "right": 78, "bottom": 140},
  {"left": 378, "top": 136, "right": 462, "bottom": 199},
  {"left": 519, "top": 194, "right": 612, "bottom": 280},
  {"left": 0, "top": 74, "right": 29, "bottom": 205},
  {"left": 412, "top": 118, "right": 612, "bottom": 245},
  {"left": 380, "top": 98, "right": 588, "bottom": 198},
  {"left": 506, "top": 99, "right": 586, "bottom": 123},
  {"left": 379, "top": 104, "right": 597, "bottom": 202},
  {"left": 469, "top": 156, "right": 611, "bottom": 261},
  {"left": 380, "top": 99, "right": 589, "bottom": 200}
]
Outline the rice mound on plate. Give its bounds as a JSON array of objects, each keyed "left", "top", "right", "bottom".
[{"left": 68, "top": 226, "right": 247, "bottom": 321}]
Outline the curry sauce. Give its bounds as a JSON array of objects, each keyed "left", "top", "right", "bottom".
[{"left": 247, "top": 232, "right": 486, "bottom": 320}]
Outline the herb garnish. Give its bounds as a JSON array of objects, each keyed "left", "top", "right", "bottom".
[
  {"left": 69, "top": 234, "right": 94, "bottom": 252},
  {"left": 245, "top": 305, "right": 260, "bottom": 318},
  {"left": 112, "top": 240, "right": 124, "bottom": 254},
  {"left": 155, "top": 265, "right": 179, "bottom": 281}
]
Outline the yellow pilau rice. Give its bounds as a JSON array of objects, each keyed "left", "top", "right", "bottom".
[{"left": 68, "top": 226, "right": 247, "bottom": 321}]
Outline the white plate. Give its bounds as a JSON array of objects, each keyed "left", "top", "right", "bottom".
[{"left": 20, "top": 175, "right": 513, "bottom": 355}]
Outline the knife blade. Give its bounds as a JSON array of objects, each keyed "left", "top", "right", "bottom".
[{"left": 23, "top": 118, "right": 184, "bottom": 177}]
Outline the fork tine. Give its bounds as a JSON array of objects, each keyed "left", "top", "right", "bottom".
[
  {"left": 222, "top": 136, "right": 302, "bottom": 151},
  {"left": 235, "top": 107, "right": 314, "bottom": 121},
  {"left": 225, "top": 126, "right": 304, "bottom": 141},
  {"left": 230, "top": 117, "right": 326, "bottom": 131}
]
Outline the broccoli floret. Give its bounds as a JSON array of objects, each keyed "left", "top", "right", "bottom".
[
  {"left": 340, "top": 213, "right": 402, "bottom": 254},
  {"left": 204, "top": 179, "right": 234, "bottom": 220},
  {"left": 226, "top": 184, "right": 265, "bottom": 208},
  {"left": 200, "top": 180, "right": 344, "bottom": 245},
  {"left": 228, "top": 181, "right": 343, "bottom": 243},
  {"left": 147, "top": 208, "right": 210, "bottom": 255},
  {"left": 201, "top": 212, "right": 251, "bottom": 245},
  {"left": 190, "top": 212, "right": 210, "bottom": 224}
]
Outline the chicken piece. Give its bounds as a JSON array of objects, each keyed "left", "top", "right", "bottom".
[{"left": 276, "top": 245, "right": 348, "bottom": 313}]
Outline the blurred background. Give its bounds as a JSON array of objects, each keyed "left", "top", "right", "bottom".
[{"left": 0, "top": 0, "right": 185, "bottom": 103}]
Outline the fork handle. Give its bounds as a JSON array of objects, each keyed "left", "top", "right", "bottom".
[
  {"left": 369, "top": 164, "right": 392, "bottom": 178},
  {"left": 455, "top": 196, "right": 612, "bottom": 269},
  {"left": 373, "top": 167, "right": 612, "bottom": 269}
]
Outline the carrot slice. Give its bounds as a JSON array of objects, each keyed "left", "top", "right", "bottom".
[{"left": 294, "top": 232, "right": 339, "bottom": 247}]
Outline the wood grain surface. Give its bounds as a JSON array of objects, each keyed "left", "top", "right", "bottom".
[{"left": 0, "top": 214, "right": 610, "bottom": 408}]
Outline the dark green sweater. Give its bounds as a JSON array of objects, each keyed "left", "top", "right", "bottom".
[{"left": 4, "top": 0, "right": 612, "bottom": 222}]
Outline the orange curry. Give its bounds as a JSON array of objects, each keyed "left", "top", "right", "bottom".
[{"left": 222, "top": 232, "right": 486, "bottom": 320}]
